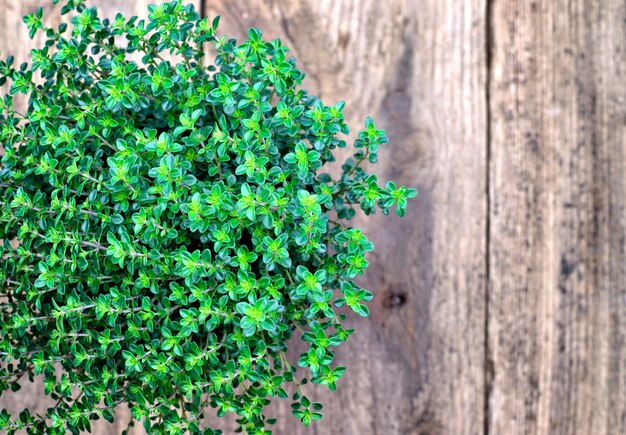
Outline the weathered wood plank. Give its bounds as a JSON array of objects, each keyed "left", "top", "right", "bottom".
[
  {"left": 0, "top": 1, "right": 59, "bottom": 111},
  {"left": 0, "top": 0, "right": 69, "bottom": 427},
  {"left": 489, "top": 0, "right": 626, "bottom": 433},
  {"left": 206, "top": 1, "right": 488, "bottom": 434},
  {"left": 0, "top": 1, "right": 199, "bottom": 434}
]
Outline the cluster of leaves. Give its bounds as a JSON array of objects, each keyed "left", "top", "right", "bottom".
[{"left": 0, "top": 0, "right": 416, "bottom": 434}]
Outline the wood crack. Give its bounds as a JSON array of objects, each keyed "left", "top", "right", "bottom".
[{"left": 484, "top": 0, "right": 495, "bottom": 434}]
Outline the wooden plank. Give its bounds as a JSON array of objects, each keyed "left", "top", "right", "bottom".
[
  {"left": 0, "top": 0, "right": 58, "bottom": 111},
  {"left": 206, "top": 1, "right": 488, "bottom": 434},
  {"left": 0, "top": 1, "right": 199, "bottom": 434},
  {"left": 489, "top": 0, "right": 626, "bottom": 433},
  {"left": 0, "top": 0, "right": 67, "bottom": 427}
]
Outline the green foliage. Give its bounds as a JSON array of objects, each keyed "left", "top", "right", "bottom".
[{"left": 0, "top": 1, "right": 416, "bottom": 433}]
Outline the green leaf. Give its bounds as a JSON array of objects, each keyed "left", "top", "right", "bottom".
[{"left": 0, "top": 2, "right": 416, "bottom": 431}]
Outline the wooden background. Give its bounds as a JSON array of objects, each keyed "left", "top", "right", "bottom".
[{"left": 0, "top": 0, "right": 625, "bottom": 434}]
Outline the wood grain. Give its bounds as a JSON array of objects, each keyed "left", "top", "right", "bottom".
[
  {"left": 0, "top": 0, "right": 60, "bottom": 111},
  {"left": 205, "top": 1, "right": 488, "bottom": 434},
  {"left": 488, "top": 0, "right": 626, "bottom": 433},
  {"left": 1, "top": 0, "right": 489, "bottom": 433},
  {"left": 3, "top": 0, "right": 624, "bottom": 434}
]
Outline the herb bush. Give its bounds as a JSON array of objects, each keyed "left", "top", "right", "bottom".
[{"left": 0, "top": 0, "right": 416, "bottom": 433}]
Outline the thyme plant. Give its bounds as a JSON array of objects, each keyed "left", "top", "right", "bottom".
[{"left": 0, "top": 0, "right": 416, "bottom": 433}]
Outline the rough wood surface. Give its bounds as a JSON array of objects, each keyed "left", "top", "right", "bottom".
[
  {"left": 0, "top": 2, "right": 198, "bottom": 433},
  {"left": 0, "top": 1, "right": 67, "bottom": 428},
  {"left": 1, "top": 0, "right": 624, "bottom": 434},
  {"left": 204, "top": 1, "right": 488, "bottom": 434},
  {"left": 488, "top": 0, "right": 626, "bottom": 434}
]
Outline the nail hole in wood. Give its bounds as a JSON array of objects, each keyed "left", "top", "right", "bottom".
[{"left": 382, "top": 290, "right": 407, "bottom": 309}]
